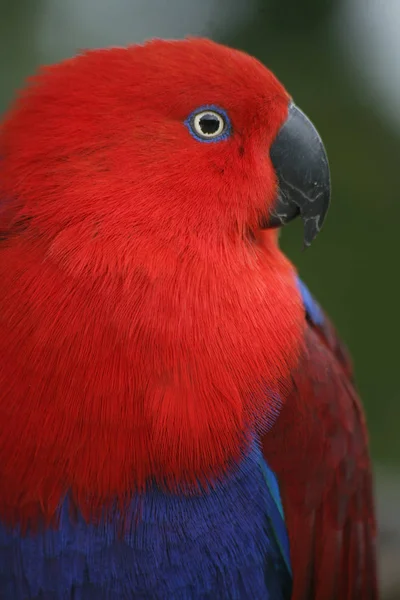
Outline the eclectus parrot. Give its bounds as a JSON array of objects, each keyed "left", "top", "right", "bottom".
[{"left": 0, "top": 38, "right": 377, "bottom": 599}]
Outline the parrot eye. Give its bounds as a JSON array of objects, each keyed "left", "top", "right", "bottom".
[{"left": 185, "top": 106, "right": 231, "bottom": 143}]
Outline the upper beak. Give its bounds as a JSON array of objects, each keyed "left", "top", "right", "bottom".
[{"left": 267, "top": 102, "right": 331, "bottom": 247}]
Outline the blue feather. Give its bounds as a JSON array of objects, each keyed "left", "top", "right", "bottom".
[
  {"left": 0, "top": 444, "right": 292, "bottom": 599},
  {"left": 296, "top": 276, "right": 325, "bottom": 327},
  {"left": 259, "top": 459, "right": 292, "bottom": 579}
]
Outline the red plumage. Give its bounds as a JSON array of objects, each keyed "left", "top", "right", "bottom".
[
  {"left": 0, "top": 39, "right": 303, "bottom": 526},
  {"left": 0, "top": 37, "right": 377, "bottom": 599},
  {"left": 263, "top": 303, "right": 377, "bottom": 598}
]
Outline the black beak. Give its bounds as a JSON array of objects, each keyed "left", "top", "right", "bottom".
[{"left": 267, "top": 102, "right": 331, "bottom": 247}]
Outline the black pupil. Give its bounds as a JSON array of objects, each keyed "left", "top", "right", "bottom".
[{"left": 199, "top": 114, "right": 221, "bottom": 135}]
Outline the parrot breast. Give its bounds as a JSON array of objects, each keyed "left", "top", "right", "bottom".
[
  {"left": 0, "top": 229, "right": 304, "bottom": 522},
  {"left": 0, "top": 443, "right": 291, "bottom": 599}
]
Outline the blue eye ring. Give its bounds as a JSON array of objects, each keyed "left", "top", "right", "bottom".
[{"left": 184, "top": 105, "right": 232, "bottom": 143}]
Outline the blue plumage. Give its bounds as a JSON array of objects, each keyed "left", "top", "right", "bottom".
[
  {"left": 259, "top": 459, "right": 292, "bottom": 578},
  {"left": 296, "top": 276, "right": 325, "bottom": 327},
  {"left": 0, "top": 444, "right": 291, "bottom": 599},
  {"left": 0, "top": 282, "right": 325, "bottom": 600}
]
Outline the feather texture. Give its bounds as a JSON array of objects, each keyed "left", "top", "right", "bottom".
[
  {"left": 0, "top": 444, "right": 291, "bottom": 599},
  {"left": 0, "top": 39, "right": 303, "bottom": 517},
  {"left": 262, "top": 279, "right": 377, "bottom": 599},
  {"left": 0, "top": 38, "right": 376, "bottom": 598}
]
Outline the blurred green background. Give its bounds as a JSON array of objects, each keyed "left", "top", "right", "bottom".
[{"left": 1, "top": 0, "right": 399, "bottom": 595}]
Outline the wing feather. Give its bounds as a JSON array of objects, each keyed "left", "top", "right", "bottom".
[{"left": 262, "top": 279, "right": 377, "bottom": 599}]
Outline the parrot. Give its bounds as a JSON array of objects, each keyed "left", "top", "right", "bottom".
[{"left": 0, "top": 38, "right": 377, "bottom": 599}]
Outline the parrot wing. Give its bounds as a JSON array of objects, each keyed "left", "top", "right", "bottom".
[{"left": 262, "top": 278, "right": 378, "bottom": 600}]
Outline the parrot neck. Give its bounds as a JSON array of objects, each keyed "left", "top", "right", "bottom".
[{"left": 0, "top": 231, "right": 304, "bottom": 525}]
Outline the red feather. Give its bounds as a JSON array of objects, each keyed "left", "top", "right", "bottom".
[
  {"left": 0, "top": 39, "right": 304, "bottom": 528},
  {"left": 1, "top": 42, "right": 377, "bottom": 599},
  {"left": 262, "top": 304, "right": 378, "bottom": 599}
]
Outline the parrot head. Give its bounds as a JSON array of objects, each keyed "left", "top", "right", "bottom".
[
  {"left": 1, "top": 38, "right": 329, "bottom": 254},
  {"left": 0, "top": 39, "right": 331, "bottom": 507}
]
